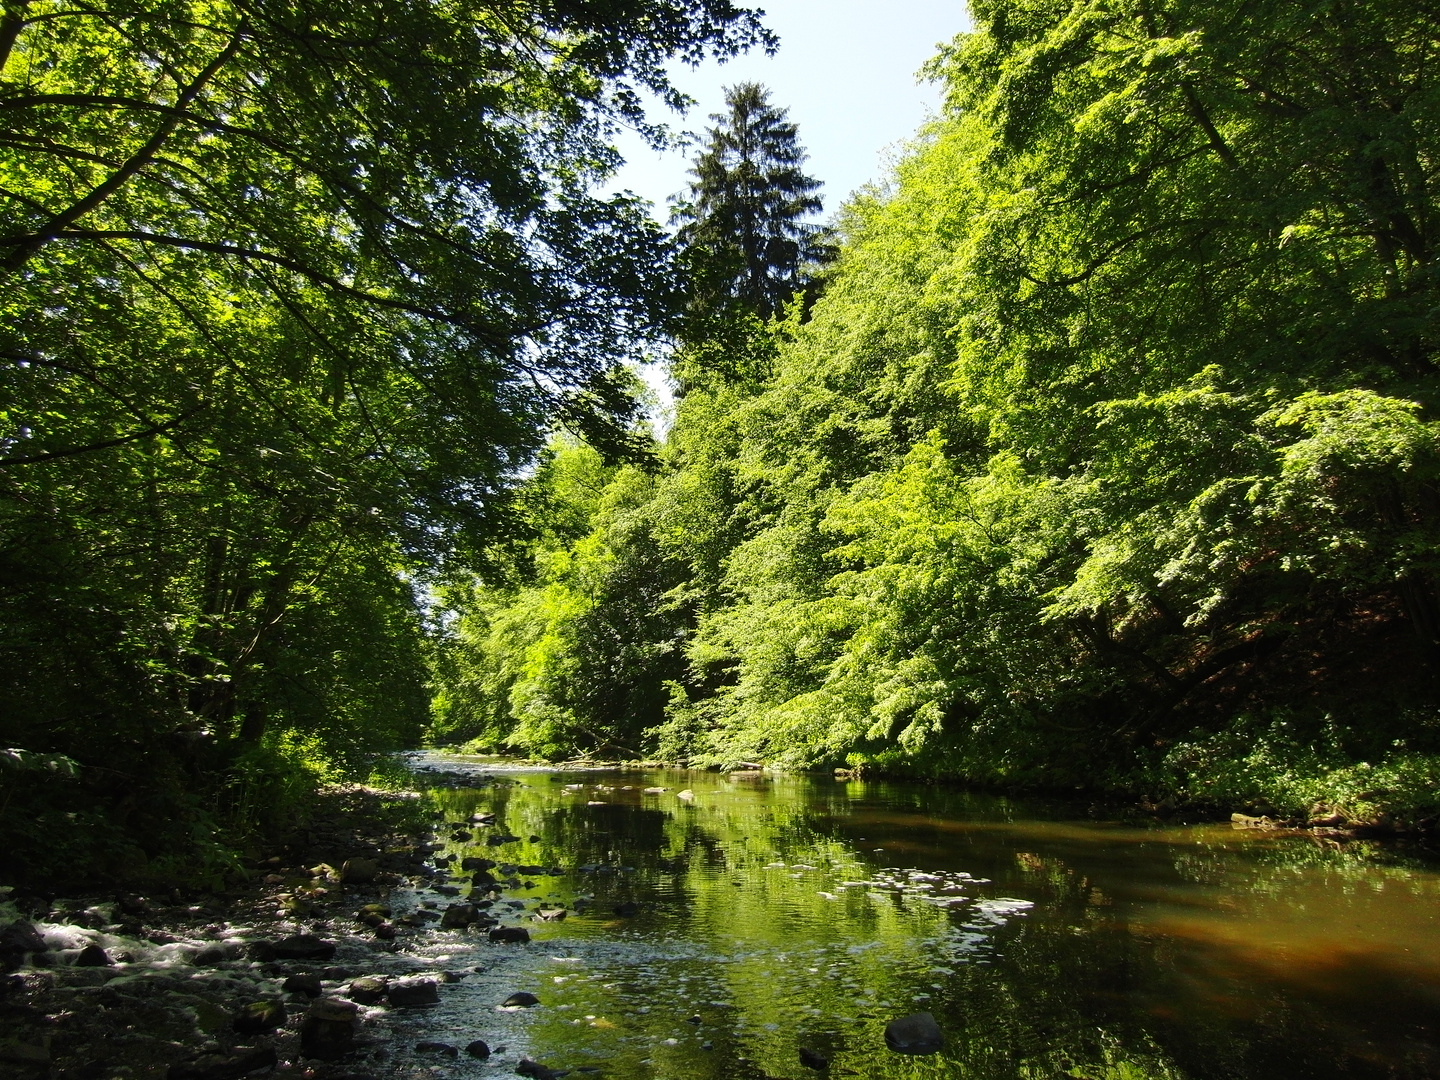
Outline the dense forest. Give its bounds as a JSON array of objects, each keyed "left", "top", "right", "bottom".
[{"left": 5, "top": 0, "right": 1440, "bottom": 886}]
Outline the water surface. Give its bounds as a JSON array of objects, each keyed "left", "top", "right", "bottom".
[{"left": 389, "top": 755, "right": 1440, "bottom": 1079}]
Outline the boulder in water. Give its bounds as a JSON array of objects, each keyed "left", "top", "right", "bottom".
[
  {"left": 233, "top": 999, "right": 286, "bottom": 1036},
  {"left": 273, "top": 934, "right": 336, "bottom": 961},
  {"left": 440, "top": 903, "right": 478, "bottom": 929},
  {"left": 75, "top": 944, "right": 112, "bottom": 967},
  {"left": 502, "top": 991, "right": 539, "bottom": 1007},
  {"left": 347, "top": 976, "right": 388, "bottom": 1005},
  {"left": 283, "top": 972, "right": 323, "bottom": 997},
  {"left": 465, "top": 1040, "right": 491, "bottom": 1059},
  {"left": 884, "top": 1012, "right": 944, "bottom": 1055},
  {"left": 167, "top": 1045, "right": 277, "bottom": 1080},
  {"left": 386, "top": 976, "right": 439, "bottom": 1006},
  {"left": 340, "top": 858, "right": 379, "bottom": 884}
]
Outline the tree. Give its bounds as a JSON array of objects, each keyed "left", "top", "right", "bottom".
[
  {"left": 0, "top": 0, "right": 776, "bottom": 884},
  {"left": 673, "top": 82, "right": 831, "bottom": 333}
]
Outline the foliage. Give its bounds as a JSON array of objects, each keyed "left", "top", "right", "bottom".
[
  {"left": 0, "top": 0, "right": 773, "bottom": 885},
  {"left": 437, "top": 0, "right": 1440, "bottom": 824}
]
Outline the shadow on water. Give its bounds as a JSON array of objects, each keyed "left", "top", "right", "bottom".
[{"left": 395, "top": 754, "right": 1440, "bottom": 1080}]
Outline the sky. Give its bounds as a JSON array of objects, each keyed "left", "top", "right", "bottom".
[{"left": 608, "top": 1, "right": 973, "bottom": 223}]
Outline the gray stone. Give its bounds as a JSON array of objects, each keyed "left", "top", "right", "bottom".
[
  {"left": 340, "top": 858, "right": 379, "bottom": 884},
  {"left": 385, "top": 976, "right": 439, "bottom": 1007},
  {"left": 273, "top": 934, "right": 336, "bottom": 961},
  {"left": 75, "top": 944, "right": 112, "bottom": 967},
  {"left": 283, "top": 972, "right": 323, "bottom": 997},
  {"left": 440, "top": 903, "right": 478, "bottom": 929},
  {"left": 347, "top": 976, "right": 388, "bottom": 1005},
  {"left": 884, "top": 1012, "right": 944, "bottom": 1055},
  {"left": 167, "top": 1045, "right": 277, "bottom": 1080},
  {"left": 233, "top": 999, "right": 286, "bottom": 1036},
  {"left": 308, "top": 996, "right": 359, "bottom": 1023}
]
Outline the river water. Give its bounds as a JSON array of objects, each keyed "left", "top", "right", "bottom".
[{"left": 390, "top": 754, "right": 1440, "bottom": 1080}]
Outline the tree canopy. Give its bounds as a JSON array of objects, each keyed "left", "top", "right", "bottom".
[
  {"left": 437, "top": 0, "right": 1440, "bottom": 828},
  {"left": 0, "top": 0, "right": 772, "bottom": 884}
]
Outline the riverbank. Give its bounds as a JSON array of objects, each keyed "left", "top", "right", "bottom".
[{"left": 0, "top": 772, "right": 528, "bottom": 1079}]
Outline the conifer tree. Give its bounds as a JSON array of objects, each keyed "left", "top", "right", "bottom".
[{"left": 674, "top": 82, "right": 830, "bottom": 328}]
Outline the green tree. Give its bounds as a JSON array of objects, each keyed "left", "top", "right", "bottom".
[
  {"left": 0, "top": 0, "right": 775, "bottom": 884},
  {"left": 673, "top": 82, "right": 831, "bottom": 335}
]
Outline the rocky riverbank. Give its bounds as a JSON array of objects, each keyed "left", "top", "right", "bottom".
[{"left": 0, "top": 771, "right": 561, "bottom": 1080}]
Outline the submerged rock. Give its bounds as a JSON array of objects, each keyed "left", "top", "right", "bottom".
[
  {"left": 415, "top": 1041, "right": 459, "bottom": 1057},
  {"left": 516, "top": 1058, "right": 558, "bottom": 1079},
  {"left": 884, "top": 1012, "right": 944, "bottom": 1055},
  {"left": 799, "top": 1046, "right": 830, "bottom": 1069}
]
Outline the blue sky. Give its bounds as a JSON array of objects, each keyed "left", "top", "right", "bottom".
[{"left": 609, "top": 1, "right": 973, "bottom": 223}]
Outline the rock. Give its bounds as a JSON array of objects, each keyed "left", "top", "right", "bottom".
[
  {"left": 471, "top": 871, "right": 498, "bottom": 889},
  {"left": 534, "top": 908, "right": 566, "bottom": 922},
  {"left": 385, "top": 976, "right": 440, "bottom": 1007},
  {"left": 233, "top": 999, "right": 287, "bottom": 1036},
  {"left": 676, "top": 789, "right": 695, "bottom": 801},
  {"left": 308, "top": 996, "right": 359, "bottom": 1022},
  {"left": 372, "top": 923, "right": 396, "bottom": 941},
  {"left": 301, "top": 1010, "right": 355, "bottom": 1060},
  {"left": 440, "top": 903, "right": 478, "bottom": 929},
  {"left": 489, "top": 926, "right": 530, "bottom": 944},
  {"left": 191, "top": 945, "right": 229, "bottom": 966},
  {"left": 347, "top": 976, "right": 389, "bottom": 1005},
  {"left": 434, "top": 884, "right": 460, "bottom": 897},
  {"left": 613, "top": 902, "right": 640, "bottom": 917},
  {"left": 274, "top": 934, "right": 336, "bottom": 960},
  {"left": 460, "top": 857, "right": 495, "bottom": 871},
  {"left": 244, "top": 940, "right": 277, "bottom": 962},
  {"left": 167, "top": 1045, "right": 277, "bottom": 1080},
  {"left": 283, "top": 972, "right": 324, "bottom": 997},
  {"left": 116, "top": 894, "right": 151, "bottom": 916},
  {"left": 0, "top": 1038, "right": 50, "bottom": 1065},
  {"left": 356, "top": 903, "right": 391, "bottom": 923},
  {"left": 1230, "top": 812, "right": 1278, "bottom": 830},
  {"left": 464, "top": 1040, "right": 491, "bottom": 1059},
  {"left": 340, "top": 858, "right": 379, "bottom": 884},
  {"left": 516, "top": 1058, "right": 558, "bottom": 1079},
  {"left": 0, "top": 923, "right": 46, "bottom": 955},
  {"left": 415, "top": 1041, "right": 459, "bottom": 1057},
  {"left": 884, "top": 1012, "right": 944, "bottom": 1055},
  {"left": 502, "top": 991, "right": 539, "bottom": 1007},
  {"left": 75, "top": 944, "right": 112, "bottom": 967},
  {"left": 799, "top": 1046, "right": 830, "bottom": 1069}
]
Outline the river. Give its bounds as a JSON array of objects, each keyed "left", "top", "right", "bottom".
[{"left": 390, "top": 753, "right": 1440, "bottom": 1079}]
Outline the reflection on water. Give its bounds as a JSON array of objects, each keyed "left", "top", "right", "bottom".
[{"left": 391, "top": 756, "right": 1440, "bottom": 1079}]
